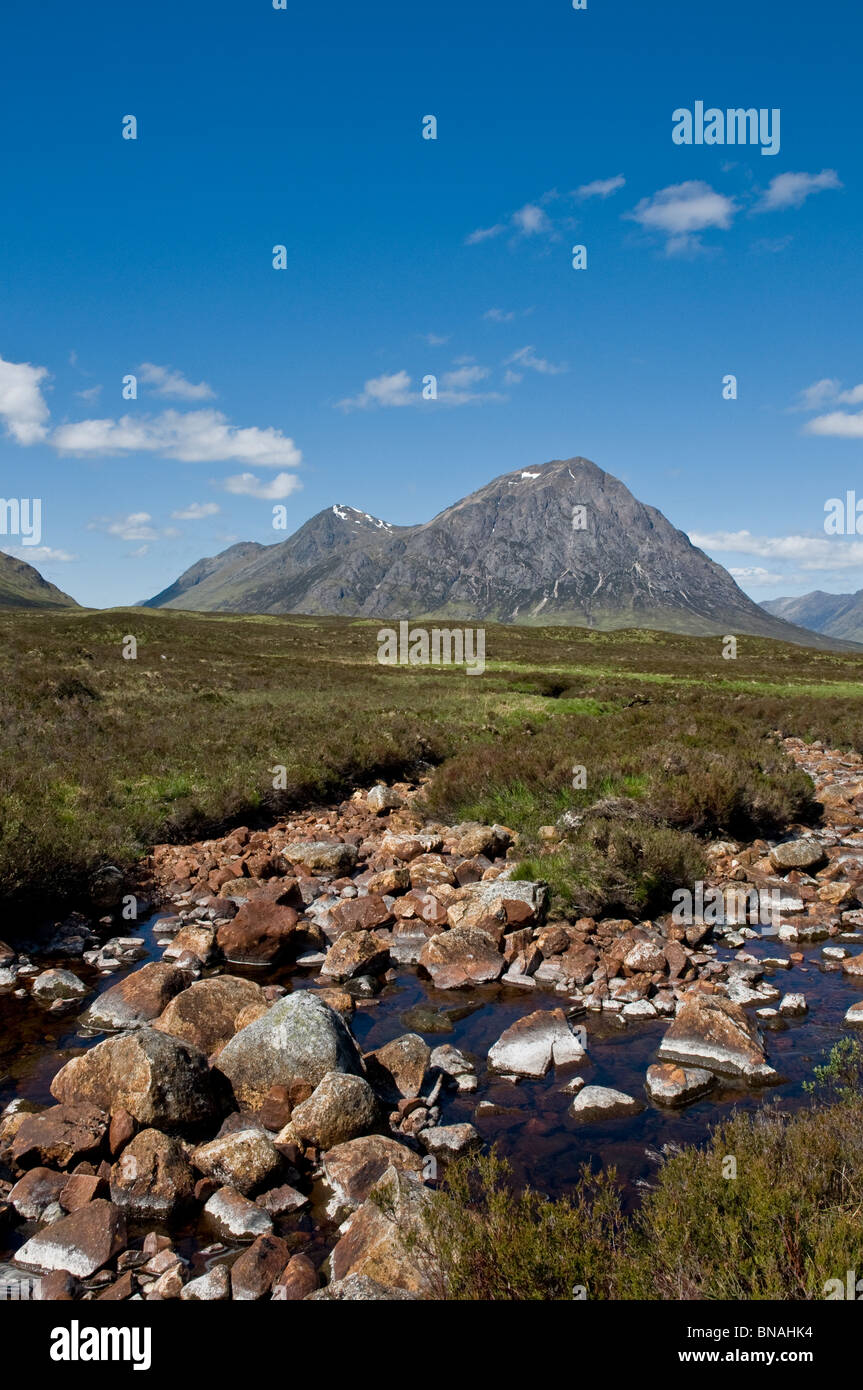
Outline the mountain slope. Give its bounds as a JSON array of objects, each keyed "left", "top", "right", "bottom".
[
  {"left": 762, "top": 590, "right": 863, "bottom": 645},
  {"left": 0, "top": 550, "right": 79, "bottom": 609},
  {"left": 144, "top": 457, "right": 851, "bottom": 648}
]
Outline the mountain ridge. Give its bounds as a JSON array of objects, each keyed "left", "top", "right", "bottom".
[
  {"left": 0, "top": 550, "right": 79, "bottom": 610},
  {"left": 143, "top": 457, "right": 855, "bottom": 650}
]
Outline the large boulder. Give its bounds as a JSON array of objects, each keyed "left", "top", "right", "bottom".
[
  {"left": 81, "top": 963, "right": 190, "bottom": 1031},
  {"left": 153, "top": 975, "right": 268, "bottom": 1054},
  {"left": 328, "top": 896, "right": 394, "bottom": 937},
  {"left": 487, "top": 1009, "right": 586, "bottom": 1078},
  {"left": 288, "top": 1072, "right": 378, "bottom": 1150},
  {"left": 446, "top": 879, "right": 548, "bottom": 932},
  {"left": 216, "top": 901, "right": 302, "bottom": 966},
  {"left": 418, "top": 926, "right": 503, "bottom": 989},
  {"left": 15, "top": 1200, "right": 126, "bottom": 1278},
  {"left": 326, "top": 1167, "right": 432, "bottom": 1296},
  {"left": 769, "top": 839, "right": 827, "bottom": 872},
  {"left": 215, "top": 991, "right": 365, "bottom": 1109},
  {"left": 656, "top": 990, "right": 778, "bottom": 1083},
  {"left": 50, "top": 1029, "right": 226, "bottom": 1130},
  {"left": 109, "top": 1128, "right": 194, "bottom": 1219}
]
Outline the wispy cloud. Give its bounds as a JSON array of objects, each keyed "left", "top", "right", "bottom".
[
  {"left": 573, "top": 174, "right": 625, "bottom": 200},
  {"left": 754, "top": 169, "right": 842, "bottom": 212},
  {"left": 138, "top": 362, "right": 215, "bottom": 401},
  {"left": 466, "top": 193, "right": 561, "bottom": 247},
  {"left": 2, "top": 545, "right": 77, "bottom": 564},
  {"left": 505, "top": 345, "right": 567, "bottom": 376},
  {"left": 171, "top": 501, "right": 221, "bottom": 520},
  {"left": 691, "top": 529, "right": 863, "bottom": 571},
  {"left": 791, "top": 377, "right": 863, "bottom": 436},
  {"left": 89, "top": 512, "right": 160, "bottom": 542}
]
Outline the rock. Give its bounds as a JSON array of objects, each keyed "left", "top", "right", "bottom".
[
  {"left": 409, "top": 854, "right": 456, "bottom": 888},
  {"left": 769, "top": 839, "right": 827, "bottom": 872},
  {"left": 570, "top": 1086, "right": 645, "bottom": 1121},
  {"left": 273, "top": 1252, "right": 318, "bottom": 1300},
  {"left": 50, "top": 1029, "right": 225, "bottom": 1131},
  {"left": 202, "top": 1187, "right": 273, "bottom": 1242},
  {"left": 109, "top": 1129, "right": 194, "bottom": 1219},
  {"left": 322, "top": 1135, "right": 425, "bottom": 1215},
  {"left": 656, "top": 991, "right": 777, "bottom": 1084},
  {"left": 327, "top": 1166, "right": 432, "bottom": 1295},
  {"left": 284, "top": 841, "right": 358, "bottom": 875},
  {"left": 180, "top": 1264, "right": 231, "bottom": 1300},
  {"left": 231, "top": 1234, "right": 290, "bottom": 1300},
  {"left": 446, "top": 879, "right": 548, "bottom": 931},
  {"left": 365, "top": 1034, "right": 430, "bottom": 1099},
  {"left": 779, "top": 993, "right": 808, "bottom": 1017},
  {"left": 9, "top": 1167, "right": 68, "bottom": 1219},
  {"left": 419, "top": 926, "right": 503, "bottom": 989},
  {"left": 645, "top": 1063, "right": 716, "bottom": 1107},
  {"left": 287, "top": 1071, "right": 378, "bottom": 1150},
  {"left": 162, "top": 923, "right": 216, "bottom": 965},
  {"left": 153, "top": 975, "right": 268, "bottom": 1054},
  {"left": 842, "top": 953, "right": 863, "bottom": 977},
  {"left": 31, "top": 969, "right": 89, "bottom": 1003},
  {"left": 328, "top": 896, "right": 394, "bottom": 936},
  {"left": 90, "top": 865, "right": 125, "bottom": 910},
  {"left": 845, "top": 1000, "right": 863, "bottom": 1025},
  {"left": 215, "top": 991, "right": 365, "bottom": 1109},
  {"left": 15, "top": 1199, "right": 126, "bottom": 1278},
  {"left": 306, "top": 1273, "right": 420, "bottom": 1301},
  {"left": 216, "top": 901, "right": 302, "bottom": 966},
  {"left": 367, "top": 785, "right": 404, "bottom": 814},
  {"left": 255, "top": 1183, "right": 308, "bottom": 1217},
  {"left": 455, "top": 823, "right": 511, "bottom": 859},
  {"left": 60, "top": 1173, "right": 103, "bottom": 1212},
  {"left": 191, "top": 1128, "right": 283, "bottom": 1196},
  {"left": 82, "top": 963, "right": 190, "bottom": 1031},
  {"left": 10, "top": 1103, "right": 108, "bottom": 1170},
  {"left": 38, "top": 1270, "right": 80, "bottom": 1300},
  {"left": 322, "top": 931, "right": 390, "bottom": 983},
  {"left": 108, "top": 1109, "right": 136, "bottom": 1156},
  {"left": 488, "top": 1008, "right": 586, "bottom": 1077},
  {"left": 419, "top": 1124, "right": 481, "bottom": 1160}
]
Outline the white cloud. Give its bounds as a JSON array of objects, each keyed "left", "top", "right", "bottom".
[
  {"left": 171, "top": 502, "right": 221, "bottom": 520},
  {"left": 754, "top": 169, "right": 842, "bottom": 212},
  {"left": 138, "top": 362, "right": 215, "bottom": 401},
  {"left": 337, "top": 370, "right": 416, "bottom": 410},
  {"left": 728, "top": 566, "right": 789, "bottom": 586},
  {"left": 505, "top": 345, "right": 567, "bottom": 375},
  {"left": 691, "top": 529, "right": 863, "bottom": 571},
  {"left": 625, "top": 181, "right": 736, "bottom": 254},
  {"left": 2, "top": 545, "right": 76, "bottom": 563},
  {"left": 466, "top": 193, "right": 560, "bottom": 246},
  {"left": 574, "top": 175, "right": 625, "bottom": 200},
  {"left": 52, "top": 409, "right": 302, "bottom": 467},
  {"left": 791, "top": 378, "right": 842, "bottom": 412},
  {"left": 423, "top": 333, "right": 449, "bottom": 346},
  {"left": 0, "top": 355, "right": 51, "bottom": 444},
  {"left": 805, "top": 410, "right": 863, "bottom": 439},
  {"left": 89, "top": 512, "right": 160, "bottom": 542},
  {"left": 221, "top": 472, "right": 301, "bottom": 500},
  {"left": 76, "top": 384, "right": 103, "bottom": 402}
]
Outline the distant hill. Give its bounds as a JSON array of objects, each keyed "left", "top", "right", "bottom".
[
  {"left": 762, "top": 589, "right": 863, "bottom": 645},
  {"left": 144, "top": 456, "right": 852, "bottom": 649},
  {"left": 0, "top": 550, "right": 79, "bottom": 609}
]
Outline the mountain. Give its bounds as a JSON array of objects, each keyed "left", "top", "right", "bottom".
[
  {"left": 144, "top": 457, "right": 851, "bottom": 648},
  {"left": 762, "top": 590, "right": 863, "bottom": 645},
  {"left": 0, "top": 550, "right": 79, "bottom": 609}
]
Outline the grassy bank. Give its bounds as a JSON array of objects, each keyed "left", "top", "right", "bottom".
[{"left": 2, "top": 606, "right": 863, "bottom": 916}]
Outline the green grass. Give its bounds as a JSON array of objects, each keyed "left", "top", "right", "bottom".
[{"left": 3, "top": 605, "right": 863, "bottom": 917}]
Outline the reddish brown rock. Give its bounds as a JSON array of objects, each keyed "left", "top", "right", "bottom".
[
  {"left": 216, "top": 901, "right": 301, "bottom": 966},
  {"left": 418, "top": 926, "right": 503, "bottom": 989},
  {"left": 10, "top": 1103, "right": 108, "bottom": 1170},
  {"left": 231, "top": 1234, "right": 291, "bottom": 1300},
  {"left": 82, "top": 962, "right": 190, "bottom": 1031},
  {"left": 328, "top": 896, "right": 394, "bottom": 936},
  {"left": 322, "top": 930, "right": 390, "bottom": 983},
  {"left": 153, "top": 975, "right": 268, "bottom": 1054},
  {"left": 273, "top": 1252, "right": 318, "bottom": 1300}
]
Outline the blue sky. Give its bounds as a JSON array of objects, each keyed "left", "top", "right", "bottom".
[{"left": 1, "top": 0, "right": 861, "bottom": 608}]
